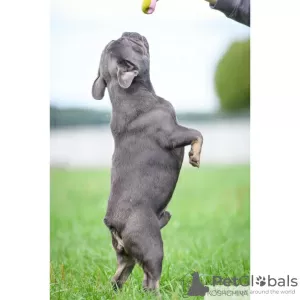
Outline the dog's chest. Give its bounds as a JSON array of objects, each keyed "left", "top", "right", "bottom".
[
  {"left": 110, "top": 112, "right": 135, "bottom": 137},
  {"left": 110, "top": 114, "right": 125, "bottom": 136},
  {"left": 110, "top": 107, "right": 146, "bottom": 137}
]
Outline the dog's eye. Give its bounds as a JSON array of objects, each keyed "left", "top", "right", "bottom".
[{"left": 132, "top": 44, "right": 143, "bottom": 54}]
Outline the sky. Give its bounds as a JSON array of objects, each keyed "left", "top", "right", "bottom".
[{"left": 51, "top": 0, "right": 250, "bottom": 112}]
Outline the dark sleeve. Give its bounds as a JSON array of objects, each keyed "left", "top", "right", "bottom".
[{"left": 210, "top": 0, "right": 250, "bottom": 27}]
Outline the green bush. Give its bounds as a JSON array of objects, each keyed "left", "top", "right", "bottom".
[{"left": 215, "top": 39, "right": 250, "bottom": 112}]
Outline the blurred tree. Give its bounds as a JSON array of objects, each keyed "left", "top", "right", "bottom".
[
  {"left": 50, "top": 106, "right": 111, "bottom": 128},
  {"left": 215, "top": 39, "right": 250, "bottom": 112}
]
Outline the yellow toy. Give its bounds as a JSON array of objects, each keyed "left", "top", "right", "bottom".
[{"left": 142, "top": 0, "right": 158, "bottom": 14}]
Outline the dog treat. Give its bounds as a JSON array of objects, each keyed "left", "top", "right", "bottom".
[{"left": 142, "top": 0, "right": 158, "bottom": 14}]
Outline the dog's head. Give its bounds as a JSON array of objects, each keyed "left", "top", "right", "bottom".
[{"left": 92, "top": 32, "right": 151, "bottom": 100}]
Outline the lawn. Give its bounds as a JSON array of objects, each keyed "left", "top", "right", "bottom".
[{"left": 50, "top": 165, "right": 250, "bottom": 299}]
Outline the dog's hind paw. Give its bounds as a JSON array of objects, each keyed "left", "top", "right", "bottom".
[{"left": 111, "top": 279, "right": 122, "bottom": 291}]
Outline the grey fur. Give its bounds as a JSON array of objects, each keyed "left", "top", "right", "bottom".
[{"left": 92, "top": 32, "right": 203, "bottom": 292}]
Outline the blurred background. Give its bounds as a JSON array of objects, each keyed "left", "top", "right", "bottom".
[{"left": 50, "top": 0, "right": 250, "bottom": 168}]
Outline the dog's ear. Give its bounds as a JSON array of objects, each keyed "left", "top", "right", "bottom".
[
  {"left": 117, "top": 61, "right": 139, "bottom": 89},
  {"left": 92, "top": 73, "right": 106, "bottom": 100}
]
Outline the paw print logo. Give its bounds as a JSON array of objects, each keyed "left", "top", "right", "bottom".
[{"left": 256, "top": 276, "right": 266, "bottom": 286}]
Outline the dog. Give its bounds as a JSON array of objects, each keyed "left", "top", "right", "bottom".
[{"left": 92, "top": 32, "right": 203, "bottom": 293}]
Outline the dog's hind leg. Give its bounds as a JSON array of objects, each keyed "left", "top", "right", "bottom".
[
  {"left": 141, "top": 242, "right": 163, "bottom": 295},
  {"left": 122, "top": 214, "right": 164, "bottom": 294},
  {"left": 110, "top": 231, "right": 136, "bottom": 290},
  {"left": 111, "top": 252, "right": 135, "bottom": 290}
]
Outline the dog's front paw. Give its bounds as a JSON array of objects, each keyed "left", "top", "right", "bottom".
[
  {"left": 189, "top": 149, "right": 200, "bottom": 168},
  {"left": 189, "top": 138, "right": 202, "bottom": 168}
]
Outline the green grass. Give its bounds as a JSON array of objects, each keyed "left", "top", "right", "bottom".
[{"left": 50, "top": 165, "right": 250, "bottom": 299}]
